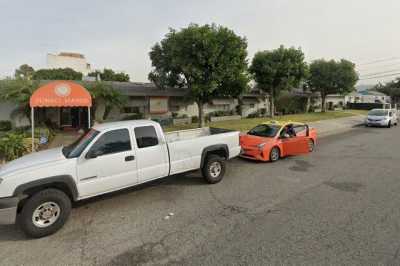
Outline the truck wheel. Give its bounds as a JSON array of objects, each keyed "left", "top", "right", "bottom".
[
  {"left": 18, "top": 189, "right": 71, "bottom": 238},
  {"left": 202, "top": 155, "right": 226, "bottom": 184}
]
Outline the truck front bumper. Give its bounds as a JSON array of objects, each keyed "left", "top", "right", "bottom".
[{"left": 0, "top": 197, "right": 19, "bottom": 225}]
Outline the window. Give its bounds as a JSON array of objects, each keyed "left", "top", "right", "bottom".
[
  {"left": 134, "top": 126, "right": 159, "bottom": 148},
  {"left": 247, "top": 124, "right": 281, "bottom": 138},
  {"left": 294, "top": 125, "right": 307, "bottom": 134},
  {"left": 63, "top": 129, "right": 100, "bottom": 158},
  {"left": 122, "top": 106, "right": 140, "bottom": 114},
  {"left": 89, "top": 129, "right": 131, "bottom": 157}
]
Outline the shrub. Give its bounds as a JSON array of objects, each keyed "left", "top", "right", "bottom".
[
  {"left": 122, "top": 113, "right": 144, "bottom": 120},
  {"left": 247, "top": 111, "right": 261, "bottom": 118},
  {"left": 0, "top": 132, "right": 28, "bottom": 161},
  {"left": 192, "top": 116, "right": 199, "bottom": 123},
  {"left": 0, "top": 121, "right": 12, "bottom": 132}
]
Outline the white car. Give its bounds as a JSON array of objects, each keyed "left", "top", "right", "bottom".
[
  {"left": 365, "top": 109, "right": 398, "bottom": 128},
  {"left": 0, "top": 120, "right": 241, "bottom": 238}
]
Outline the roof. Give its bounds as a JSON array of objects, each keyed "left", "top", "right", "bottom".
[
  {"left": 347, "top": 90, "right": 388, "bottom": 96},
  {"left": 109, "top": 82, "right": 189, "bottom": 97},
  {"left": 58, "top": 52, "right": 85, "bottom": 59},
  {"left": 93, "top": 119, "right": 159, "bottom": 131}
]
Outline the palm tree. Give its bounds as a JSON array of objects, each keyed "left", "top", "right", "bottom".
[
  {"left": 83, "top": 81, "right": 126, "bottom": 121},
  {"left": 0, "top": 79, "right": 39, "bottom": 124}
]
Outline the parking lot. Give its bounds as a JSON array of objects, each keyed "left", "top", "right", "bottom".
[{"left": 1, "top": 125, "right": 400, "bottom": 265}]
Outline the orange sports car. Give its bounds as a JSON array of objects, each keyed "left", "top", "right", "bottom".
[{"left": 240, "top": 121, "right": 317, "bottom": 162}]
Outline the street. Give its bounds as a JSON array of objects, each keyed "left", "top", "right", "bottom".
[{"left": 1, "top": 125, "right": 400, "bottom": 265}]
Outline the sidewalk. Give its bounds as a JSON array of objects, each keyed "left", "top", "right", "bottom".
[{"left": 308, "top": 115, "right": 365, "bottom": 137}]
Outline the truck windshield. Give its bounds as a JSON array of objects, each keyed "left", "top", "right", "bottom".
[
  {"left": 247, "top": 124, "right": 281, "bottom": 137},
  {"left": 62, "top": 129, "right": 100, "bottom": 158}
]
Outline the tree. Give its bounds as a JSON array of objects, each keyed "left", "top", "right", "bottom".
[
  {"left": 0, "top": 79, "right": 39, "bottom": 124},
  {"left": 83, "top": 82, "right": 126, "bottom": 121},
  {"left": 249, "top": 46, "right": 308, "bottom": 118},
  {"left": 33, "top": 68, "right": 83, "bottom": 80},
  {"left": 308, "top": 59, "right": 358, "bottom": 112},
  {"left": 15, "top": 64, "right": 35, "bottom": 80},
  {"left": 374, "top": 78, "right": 400, "bottom": 104},
  {"left": 148, "top": 23, "right": 249, "bottom": 127},
  {"left": 88, "top": 68, "right": 130, "bottom": 82}
]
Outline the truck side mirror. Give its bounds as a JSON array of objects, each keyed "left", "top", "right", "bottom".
[{"left": 86, "top": 149, "right": 102, "bottom": 159}]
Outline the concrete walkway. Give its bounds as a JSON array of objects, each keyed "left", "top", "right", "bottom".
[{"left": 48, "top": 131, "right": 81, "bottom": 148}]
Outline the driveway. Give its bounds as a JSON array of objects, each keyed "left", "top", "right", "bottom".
[{"left": 1, "top": 124, "right": 399, "bottom": 265}]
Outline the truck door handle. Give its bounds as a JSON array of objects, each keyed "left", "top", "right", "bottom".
[{"left": 125, "top": 155, "right": 135, "bottom": 162}]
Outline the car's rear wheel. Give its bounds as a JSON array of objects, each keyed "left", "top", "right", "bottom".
[
  {"left": 18, "top": 189, "right": 71, "bottom": 238},
  {"left": 269, "top": 147, "right": 280, "bottom": 162}
]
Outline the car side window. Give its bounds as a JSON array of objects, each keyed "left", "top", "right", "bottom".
[
  {"left": 134, "top": 126, "right": 159, "bottom": 148},
  {"left": 89, "top": 129, "right": 132, "bottom": 157},
  {"left": 294, "top": 125, "right": 306, "bottom": 134}
]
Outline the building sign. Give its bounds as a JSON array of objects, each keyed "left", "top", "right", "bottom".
[
  {"left": 149, "top": 97, "right": 168, "bottom": 114},
  {"left": 30, "top": 81, "right": 92, "bottom": 107}
]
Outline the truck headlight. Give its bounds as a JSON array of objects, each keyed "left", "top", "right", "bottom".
[{"left": 257, "top": 143, "right": 266, "bottom": 150}]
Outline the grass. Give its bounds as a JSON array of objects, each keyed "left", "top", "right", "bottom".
[{"left": 163, "top": 110, "right": 368, "bottom": 132}]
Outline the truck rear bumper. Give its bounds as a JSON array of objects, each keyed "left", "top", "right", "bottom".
[{"left": 0, "top": 197, "right": 19, "bottom": 225}]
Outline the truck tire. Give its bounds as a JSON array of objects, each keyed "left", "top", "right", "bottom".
[
  {"left": 18, "top": 188, "right": 71, "bottom": 238},
  {"left": 202, "top": 155, "right": 226, "bottom": 184}
]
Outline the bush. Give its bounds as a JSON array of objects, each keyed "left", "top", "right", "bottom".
[
  {"left": 247, "top": 110, "right": 261, "bottom": 118},
  {"left": 122, "top": 113, "right": 144, "bottom": 120},
  {"left": 192, "top": 116, "right": 199, "bottom": 123},
  {"left": 0, "top": 121, "right": 12, "bottom": 132},
  {"left": 0, "top": 132, "right": 28, "bottom": 161},
  {"left": 275, "top": 93, "right": 308, "bottom": 114}
]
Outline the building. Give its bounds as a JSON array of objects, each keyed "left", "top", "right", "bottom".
[
  {"left": 47, "top": 52, "right": 92, "bottom": 76},
  {"left": 105, "top": 82, "right": 269, "bottom": 121},
  {"left": 345, "top": 90, "right": 391, "bottom": 104},
  {"left": 0, "top": 81, "right": 270, "bottom": 129}
]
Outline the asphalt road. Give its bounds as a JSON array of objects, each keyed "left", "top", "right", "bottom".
[{"left": 1, "top": 125, "right": 400, "bottom": 265}]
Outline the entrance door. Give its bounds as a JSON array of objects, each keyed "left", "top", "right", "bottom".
[
  {"left": 60, "top": 108, "right": 72, "bottom": 127},
  {"left": 281, "top": 136, "right": 310, "bottom": 156},
  {"left": 77, "top": 128, "right": 138, "bottom": 198}
]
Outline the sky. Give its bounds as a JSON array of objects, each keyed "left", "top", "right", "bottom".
[{"left": 1, "top": 0, "right": 400, "bottom": 85}]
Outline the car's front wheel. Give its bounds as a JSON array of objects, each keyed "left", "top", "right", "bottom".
[
  {"left": 18, "top": 189, "right": 71, "bottom": 238},
  {"left": 269, "top": 147, "right": 280, "bottom": 162}
]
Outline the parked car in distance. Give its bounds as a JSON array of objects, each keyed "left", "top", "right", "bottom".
[
  {"left": 240, "top": 121, "right": 317, "bottom": 162},
  {"left": 365, "top": 109, "right": 398, "bottom": 128},
  {"left": 0, "top": 120, "right": 241, "bottom": 238}
]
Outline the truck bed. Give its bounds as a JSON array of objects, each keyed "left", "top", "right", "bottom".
[
  {"left": 165, "top": 127, "right": 241, "bottom": 176},
  {"left": 165, "top": 127, "right": 234, "bottom": 143}
]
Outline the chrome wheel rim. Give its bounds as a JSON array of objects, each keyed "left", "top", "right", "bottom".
[
  {"left": 32, "top": 202, "right": 61, "bottom": 228},
  {"left": 209, "top": 162, "right": 222, "bottom": 178},
  {"left": 271, "top": 148, "right": 279, "bottom": 161}
]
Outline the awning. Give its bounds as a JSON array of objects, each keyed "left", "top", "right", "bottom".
[
  {"left": 29, "top": 81, "right": 92, "bottom": 152},
  {"left": 30, "top": 81, "right": 92, "bottom": 107}
]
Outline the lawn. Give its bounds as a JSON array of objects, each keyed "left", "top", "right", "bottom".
[{"left": 163, "top": 110, "right": 368, "bottom": 132}]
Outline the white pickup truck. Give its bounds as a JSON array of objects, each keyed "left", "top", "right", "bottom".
[{"left": 0, "top": 120, "right": 241, "bottom": 237}]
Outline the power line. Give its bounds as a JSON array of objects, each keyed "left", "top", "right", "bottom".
[
  {"left": 357, "top": 57, "right": 400, "bottom": 66},
  {"left": 357, "top": 62, "right": 400, "bottom": 71},
  {"left": 360, "top": 68, "right": 400, "bottom": 78},
  {"left": 359, "top": 72, "right": 400, "bottom": 81}
]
